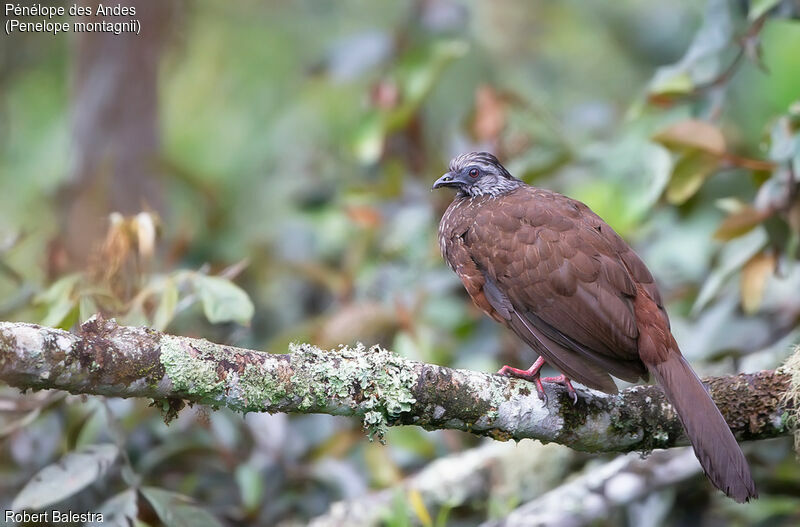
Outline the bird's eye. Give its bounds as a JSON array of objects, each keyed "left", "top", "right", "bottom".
[{"left": 468, "top": 168, "right": 479, "bottom": 178}]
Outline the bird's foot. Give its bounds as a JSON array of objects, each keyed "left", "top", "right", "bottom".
[
  {"left": 541, "top": 375, "right": 578, "bottom": 405},
  {"left": 496, "top": 365, "right": 539, "bottom": 379},
  {"left": 496, "top": 357, "right": 545, "bottom": 381},
  {"left": 497, "top": 357, "right": 548, "bottom": 401}
]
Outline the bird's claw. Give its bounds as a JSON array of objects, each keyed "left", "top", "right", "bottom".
[
  {"left": 496, "top": 357, "right": 545, "bottom": 380},
  {"left": 497, "top": 369, "right": 578, "bottom": 404},
  {"left": 541, "top": 375, "right": 579, "bottom": 405},
  {"left": 534, "top": 377, "right": 548, "bottom": 403},
  {"left": 496, "top": 360, "right": 578, "bottom": 404},
  {"left": 497, "top": 358, "right": 554, "bottom": 403}
]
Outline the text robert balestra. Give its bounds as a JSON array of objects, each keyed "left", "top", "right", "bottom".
[{"left": 5, "top": 510, "right": 104, "bottom": 523}]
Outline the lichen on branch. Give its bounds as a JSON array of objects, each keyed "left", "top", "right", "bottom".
[{"left": 0, "top": 317, "right": 793, "bottom": 451}]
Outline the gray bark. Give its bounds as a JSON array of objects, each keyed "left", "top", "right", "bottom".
[
  {"left": 0, "top": 316, "right": 793, "bottom": 449},
  {"left": 482, "top": 447, "right": 703, "bottom": 527}
]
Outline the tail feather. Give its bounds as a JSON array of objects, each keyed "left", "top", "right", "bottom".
[{"left": 648, "top": 353, "right": 757, "bottom": 503}]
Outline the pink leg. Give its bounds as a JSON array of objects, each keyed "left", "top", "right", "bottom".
[
  {"left": 497, "top": 357, "right": 547, "bottom": 400},
  {"left": 497, "top": 358, "right": 579, "bottom": 404},
  {"left": 497, "top": 356, "right": 545, "bottom": 379}
]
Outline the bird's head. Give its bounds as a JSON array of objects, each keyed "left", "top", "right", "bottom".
[{"left": 432, "top": 152, "right": 522, "bottom": 197}]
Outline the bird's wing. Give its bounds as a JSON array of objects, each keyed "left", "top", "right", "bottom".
[
  {"left": 443, "top": 225, "right": 622, "bottom": 393},
  {"left": 462, "top": 188, "right": 654, "bottom": 390}
]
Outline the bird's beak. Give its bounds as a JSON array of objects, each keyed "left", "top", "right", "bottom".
[{"left": 432, "top": 172, "right": 457, "bottom": 190}]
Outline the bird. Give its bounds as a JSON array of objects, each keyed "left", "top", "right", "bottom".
[{"left": 432, "top": 151, "right": 757, "bottom": 503}]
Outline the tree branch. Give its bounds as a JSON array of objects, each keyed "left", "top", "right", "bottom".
[
  {"left": 482, "top": 447, "right": 703, "bottom": 527},
  {"left": 0, "top": 316, "right": 793, "bottom": 449},
  {"left": 311, "top": 441, "right": 579, "bottom": 527}
]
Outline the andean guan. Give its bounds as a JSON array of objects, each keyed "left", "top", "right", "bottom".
[{"left": 433, "top": 151, "right": 756, "bottom": 503}]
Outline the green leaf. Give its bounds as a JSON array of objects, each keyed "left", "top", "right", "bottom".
[
  {"left": 35, "top": 274, "right": 80, "bottom": 304},
  {"left": 74, "top": 405, "right": 107, "bottom": 450},
  {"left": 135, "top": 434, "right": 215, "bottom": 476},
  {"left": 665, "top": 150, "right": 719, "bottom": 205},
  {"left": 0, "top": 407, "right": 41, "bottom": 438},
  {"left": 141, "top": 487, "right": 223, "bottom": 527},
  {"left": 638, "top": 142, "right": 674, "bottom": 211},
  {"left": 648, "top": 71, "right": 694, "bottom": 97},
  {"left": 90, "top": 488, "right": 138, "bottom": 527},
  {"left": 353, "top": 113, "right": 385, "bottom": 164},
  {"left": 400, "top": 40, "right": 467, "bottom": 105},
  {"left": 195, "top": 275, "right": 254, "bottom": 325},
  {"left": 36, "top": 274, "right": 80, "bottom": 328},
  {"left": 648, "top": 0, "right": 735, "bottom": 94},
  {"left": 353, "top": 39, "right": 466, "bottom": 165},
  {"left": 79, "top": 295, "right": 98, "bottom": 324},
  {"left": 11, "top": 444, "right": 119, "bottom": 511},
  {"left": 435, "top": 504, "right": 453, "bottom": 527},
  {"left": 383, "top": 490, "right": 413, "bottom": 527},
  {"left": 119, "top": 303, "right": 150, "bottom": 328},
  {"left": 153, "top": 279, "right": 179, "bottom": 331},
  {"left": 235, "top": 464, "right": 263, "bottom": 514},
  {"left": 692, "top": 228, "right": 767, "bottom": 314},
  {"left": 748, "top": 0, "right": 781, "bottom": 21},
  {"left": 769, "top": 116, "right": 796, "bottom": 162}
]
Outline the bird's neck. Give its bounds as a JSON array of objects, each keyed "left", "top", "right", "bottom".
[{"left": 458, "top": 178, "right": 524, "bottom": 198}]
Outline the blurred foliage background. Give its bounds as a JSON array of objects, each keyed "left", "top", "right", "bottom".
[{"left": 1, "top": 0, "right": 800, "bottom": 525}]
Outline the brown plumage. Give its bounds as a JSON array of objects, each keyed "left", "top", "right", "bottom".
[{"left": 433, "top": 152, "right": 756, "bottom": 503}]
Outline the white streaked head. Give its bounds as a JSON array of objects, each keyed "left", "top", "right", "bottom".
[{"left": 433, "top": 152, "right": 522, "bottom": 197}]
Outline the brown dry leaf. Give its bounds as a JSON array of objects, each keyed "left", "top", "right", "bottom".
[
  {"left": 134, "top": 212, "right": 159, "bottom": 262},
  {"left": 740, "top": 251, "right": 776, "bottom": 314},
  {"left": 345, "top": 205, "right": 383, "bottom": 228},
  {"left": 714, "top": 205, "right": 772, "bottom": 241},
  {"left": 653, "top": 119, "right": 726, "bottom": 156},
  {"left": 88, "top": 213, "right": 134, "bottom": 296},
  {"left": 787, "top": 200, "right": 800, "bottom": 234},
  {"left": 472, "top": 84, "right": 507, "bottom": 143}
]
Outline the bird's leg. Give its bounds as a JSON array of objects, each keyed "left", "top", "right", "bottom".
[
  {"left": 496, "top": 356, "right": 545, "bottom": 379},
  {"left": 540, "top": 374, "right": 578, "bottom": 405},
  {"left": 497, "top": 357, "right": 548, "bottom": 400},
  {"left": 497, "top": 359, "right": 578, "bottom": 404}
]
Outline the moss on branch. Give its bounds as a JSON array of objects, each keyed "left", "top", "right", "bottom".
[{"left": 0, "top": 316, "right": 793, "bottom": 451}]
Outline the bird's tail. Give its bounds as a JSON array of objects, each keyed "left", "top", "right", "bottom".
[{"left": 647, "top": 352, "right": 757, "bottom": 502}]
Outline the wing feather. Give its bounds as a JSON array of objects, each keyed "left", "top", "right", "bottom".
[{"left": 439, "top": 187, "right": 650, "bottom": 391}]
